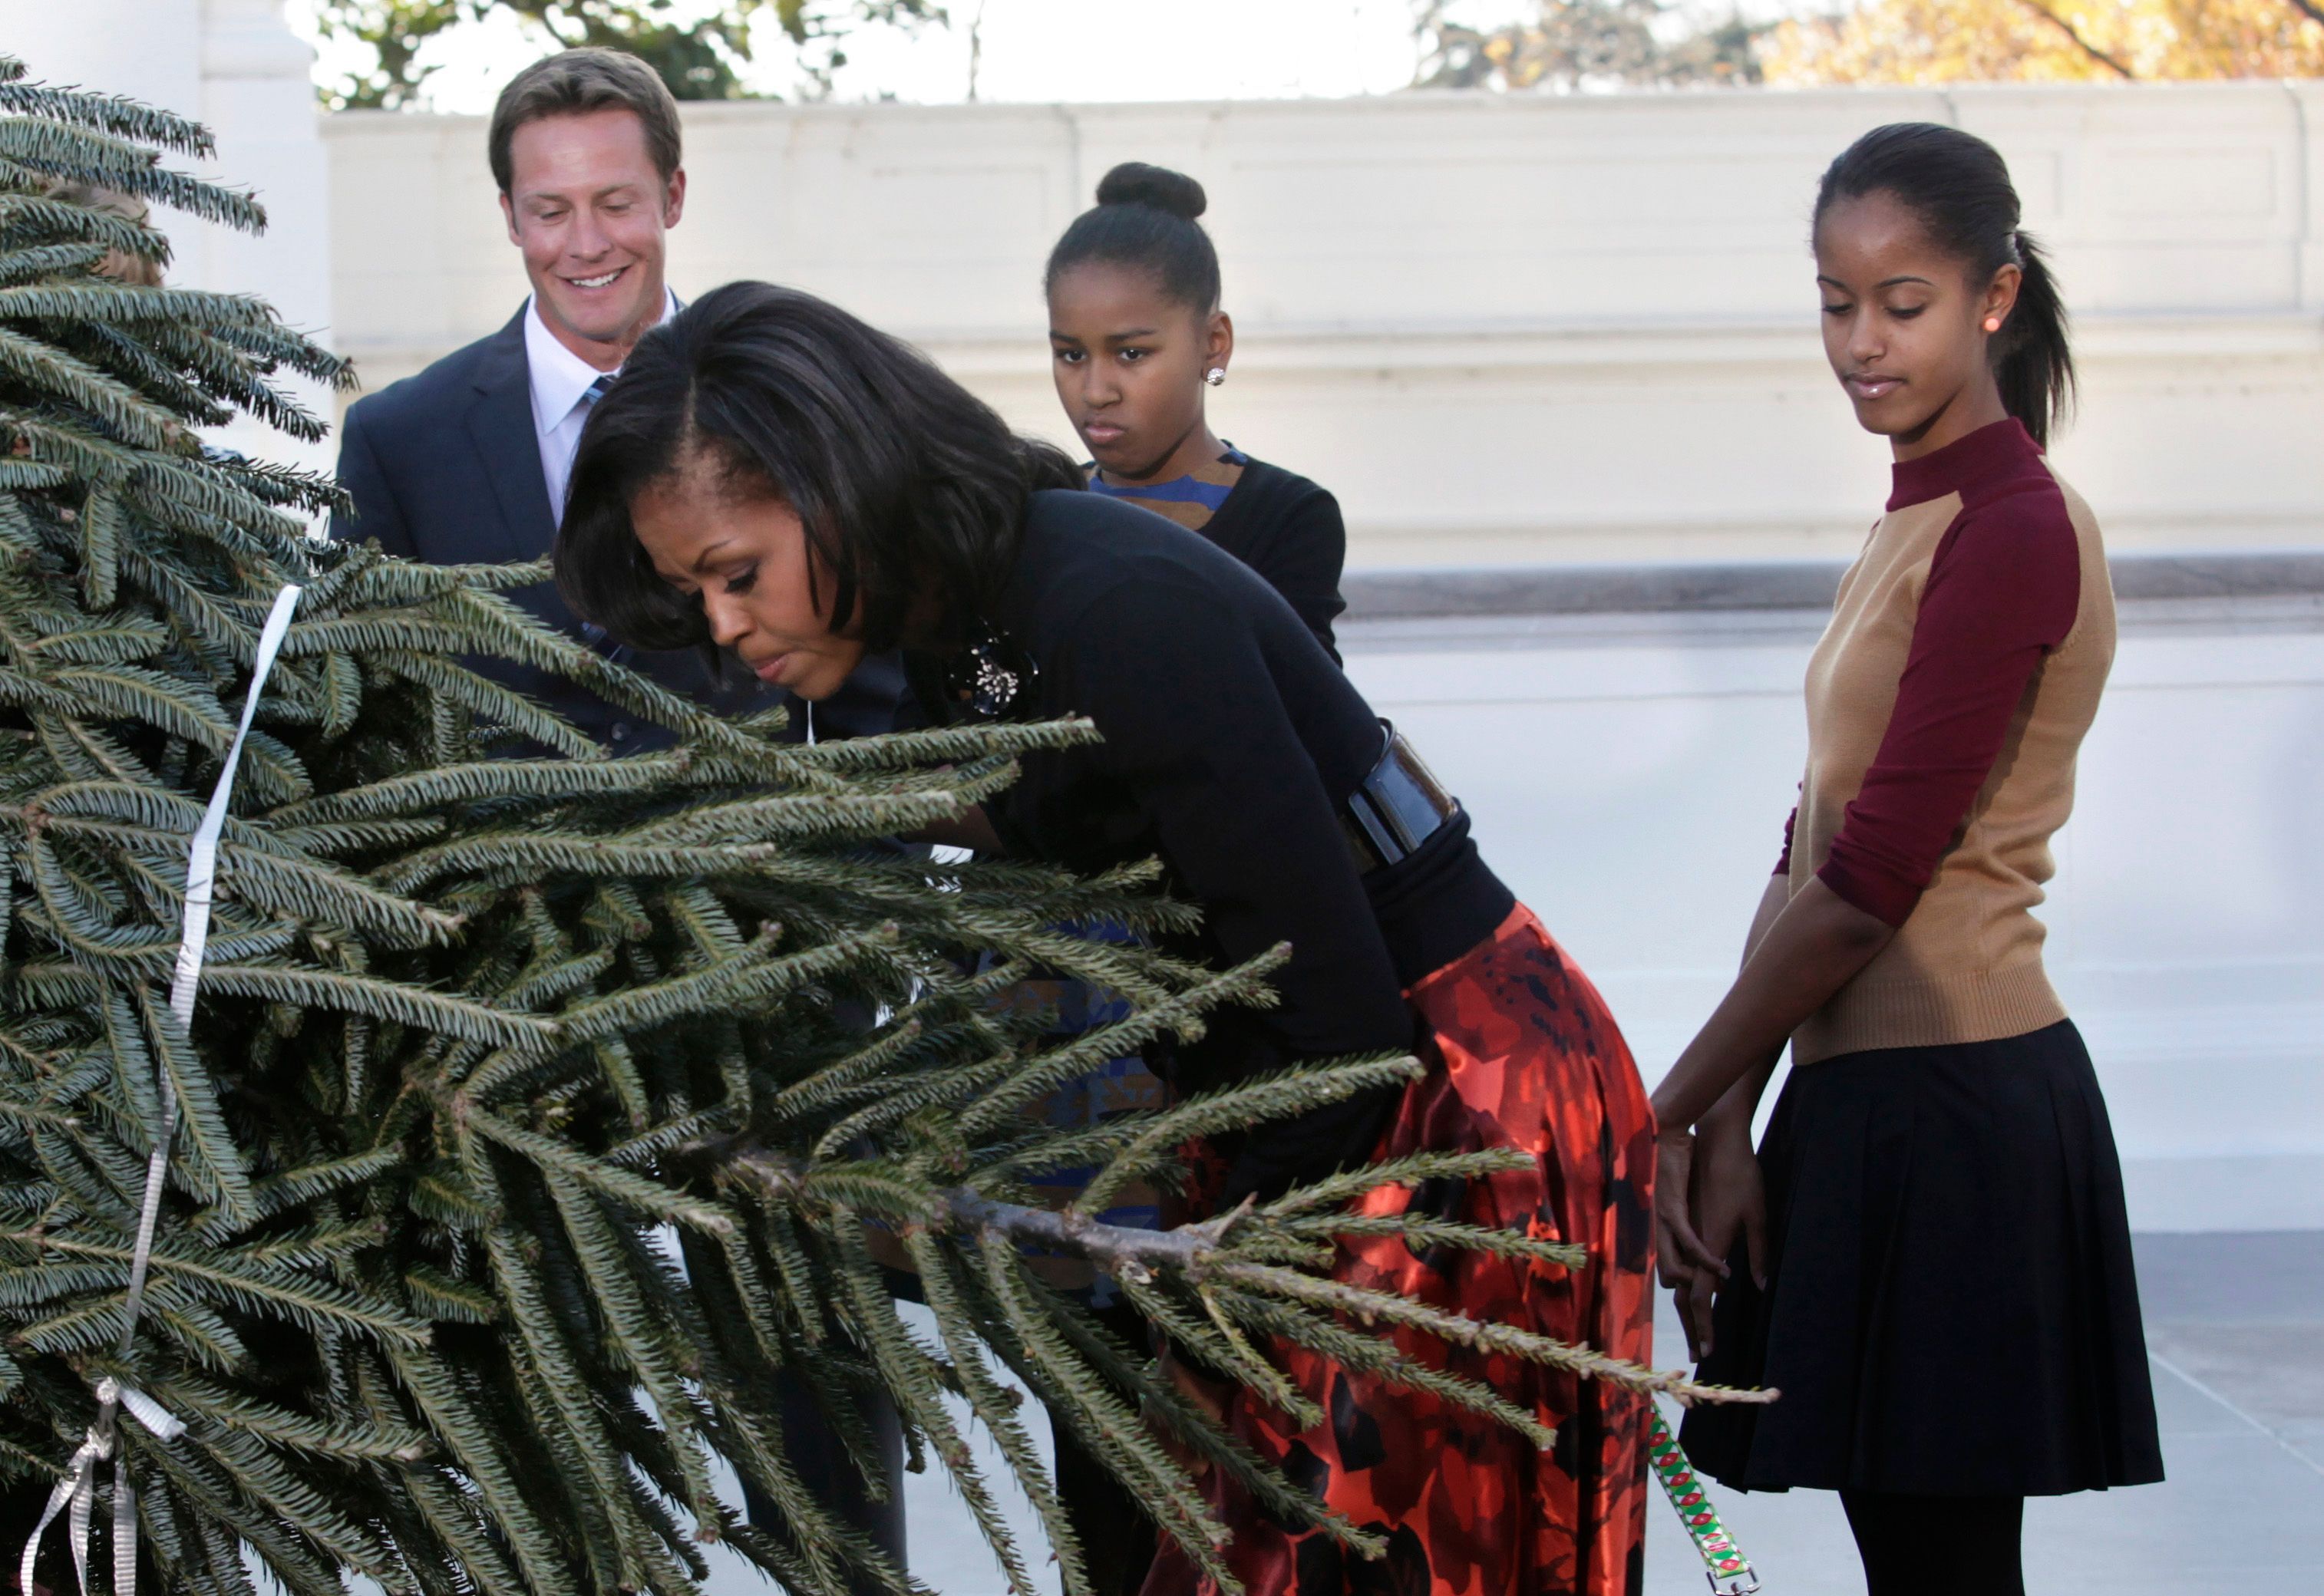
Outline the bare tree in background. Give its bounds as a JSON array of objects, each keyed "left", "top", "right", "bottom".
[
  {"left": 1410, "top": 0, "right": 2324, "bottom": 88},
  {"left": 1410, "top": 0, "right": 1765, "bottom": 89},
  {"left": 1758, "top": 0, "right": 2324, "bottom": 82}
]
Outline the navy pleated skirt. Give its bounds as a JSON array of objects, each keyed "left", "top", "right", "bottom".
[{"left": 1680, "top": 1019, "right": 2165, "bottom": 1497}]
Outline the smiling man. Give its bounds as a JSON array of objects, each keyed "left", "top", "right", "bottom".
[
  {"left": 490, "top": 51, "right": 684, "bottom": 516},
  {"left": 331, "top": 49, "right": 748, "bottom": 750}
]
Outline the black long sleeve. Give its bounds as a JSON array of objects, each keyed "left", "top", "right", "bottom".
[
  {"left": 1230, "top": 487, "right": 1346, "bottom": 662},
  {"left": 1055, "top": 575, "right": 1405, "bottom": 1202},
  {"left": 1052, "top": 573, "right": 1407, "bottom": 1061},
  {"left": 973, "top": 492, "right": 1464, "bottom": 1201}
]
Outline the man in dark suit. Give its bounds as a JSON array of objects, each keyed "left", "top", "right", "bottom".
[
  {"left": 328, "top": 47, "right": 906, "bottom": 1573},
  {"left": 329, "top": 47, "right": 773, "bottom": 747},
  {"left": 332, "top": 43, "right": 909, "bottom": 745}
]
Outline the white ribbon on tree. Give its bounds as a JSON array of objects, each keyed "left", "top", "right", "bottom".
[{"left": 21, "top": 584, "right": 302, "bottom": 1596}]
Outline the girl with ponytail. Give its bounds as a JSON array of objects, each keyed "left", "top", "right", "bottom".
[
  {"left": 1045, "top": 162, "right": 1349, "bottom": 658},
  {"left": 1649, "top": 123, "right": 2162, "bottom": 1594}
]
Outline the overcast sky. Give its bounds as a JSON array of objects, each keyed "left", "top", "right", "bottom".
[{"left": 289, "top": 1, "right": 1552, "bottom": 113}]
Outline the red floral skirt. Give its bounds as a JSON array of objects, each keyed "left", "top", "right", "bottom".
[{"left": 1145, "top": 903, "right": 1657, "bottom": 1596}]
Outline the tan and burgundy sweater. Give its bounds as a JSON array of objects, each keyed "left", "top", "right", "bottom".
[{"left": 1779, "top": 417, "right": 2114, "bottom": 1066}]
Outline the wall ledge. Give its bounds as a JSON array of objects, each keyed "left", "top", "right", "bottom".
[
  {"left": 335, "top": 310, "right": 2324, "bottom": 390},
  {"left": 1342, "top": 550, "right": 2324, "bottom": 620}
]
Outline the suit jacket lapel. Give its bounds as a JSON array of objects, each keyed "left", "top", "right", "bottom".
[{"left": 464, "top": 307, "right": 556, "bottom": 563}]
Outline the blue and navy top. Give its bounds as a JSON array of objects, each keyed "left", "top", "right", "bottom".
[{"left": 1084, "top": 445, "right": 1251, "bottom": 529}]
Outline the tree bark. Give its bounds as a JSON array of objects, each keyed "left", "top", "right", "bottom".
[
  {"left": 711, "top": 1139, "right": 1778, "bottom": 1407},
  {"left": 2013, "top": 0, "right": 2137, "bottom": 77}
]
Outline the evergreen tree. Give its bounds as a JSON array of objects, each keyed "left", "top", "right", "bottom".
[{"left": 0, "top": 60, "right": 1752, "bottom": 1596}]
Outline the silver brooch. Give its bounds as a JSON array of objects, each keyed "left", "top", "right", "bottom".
[{"left": 949, "top": 624, "right": 1034, "bottom": 720}]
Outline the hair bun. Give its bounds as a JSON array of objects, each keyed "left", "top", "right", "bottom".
[{"left": 1094, "top": 162, "right": 1207, "bottom": 222}]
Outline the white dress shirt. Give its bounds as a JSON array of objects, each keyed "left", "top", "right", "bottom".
[{"left": 524, "top": 288, "right": 678, "bottom": 519}]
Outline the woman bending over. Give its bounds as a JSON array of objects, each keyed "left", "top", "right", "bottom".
[{"left": 558, "top": 281, "right": 1655, "bottom": 1596}]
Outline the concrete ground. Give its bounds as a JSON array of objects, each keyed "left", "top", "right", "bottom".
[
  {"left": 774, "top": 1230, "right": 2321, "bottom": 1596},
  {"left": 1638, "top": 1230, "right": 2324, "bottom": 1594}
]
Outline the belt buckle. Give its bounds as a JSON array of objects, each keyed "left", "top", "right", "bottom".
[
  {"left": 1342, "top": 724, "right": 1456, "bottom": 874},
  {"left": 1368, "top": 731, "right": 1454, "bottom": 854},
  {"left": 1344, "top": 786, "right": 1402, "bottom": 870}
]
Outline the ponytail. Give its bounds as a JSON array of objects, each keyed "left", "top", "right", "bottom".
[
  {"left": 1997, "top": 230, "right": 2073, "bottom": 447},
  {"left": 1816, "top": 123, "right": 2075, "bottom": 445}
]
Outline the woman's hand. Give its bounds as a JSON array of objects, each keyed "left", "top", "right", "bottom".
[
  {"left": 1677, "top": 1122, "right": 1766, "bottom": 1362},
  {"left": 1149, "top": 1343, "right": 1233, "bottom": 1479},
  {"left": 1653, "top": 1126, "right": 1726, "bottom": 1322}
]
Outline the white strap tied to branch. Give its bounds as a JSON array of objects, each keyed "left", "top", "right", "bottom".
[{"left": 21, "top": 584, "right": 302, "bottom": 1596}]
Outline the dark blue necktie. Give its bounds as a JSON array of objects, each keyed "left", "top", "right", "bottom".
[{"left": 572, "top": 373, "right": 620, "bottom": 654}]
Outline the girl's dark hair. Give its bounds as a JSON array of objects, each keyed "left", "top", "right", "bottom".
[
  {"left": 1043, "top": 160, "right": 1222, "bottom": 312},
  {"left": 556, "top": 281, "right": 1082, "bottom": 654},
  {"left": 1815, "top": 122, "right": 2075, "bottom": 445}
]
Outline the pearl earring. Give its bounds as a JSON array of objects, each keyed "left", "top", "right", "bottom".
[
  {"left": 1204, "top": 368, "right": 1226, "bottom": 387},
  {"left": 1983, "top": 315, "right": 2002, "bottom": 332}
]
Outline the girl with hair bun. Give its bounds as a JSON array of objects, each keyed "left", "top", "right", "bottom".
[
  {"left": 1653, "top": 123, "right": 2164, "bottom": 1595},
  {"left": 1032, "top": 163, "right": 1349, "bottom": 1593},
  {"left": 1045, "top": 161, "right": 1348, "bottom": 658}
]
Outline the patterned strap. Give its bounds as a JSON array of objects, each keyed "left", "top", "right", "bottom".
[{"left": 1647, "top": 1406, "right": 1761, "bottom": 1594}]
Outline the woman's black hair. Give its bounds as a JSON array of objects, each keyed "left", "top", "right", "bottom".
[
  {"left": 555, "top": 280, "right": 1082, "bottom": 655},
  {"left": 1815, "top": 122, "right": 2075, "bottom": 445},
  {"left": 1042, "top": 160, "right": 1222, "bottom": 313}
]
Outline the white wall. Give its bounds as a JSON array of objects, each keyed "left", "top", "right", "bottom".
[{"left": 326, "top": 83, "right": 2324, "bottom": 566}]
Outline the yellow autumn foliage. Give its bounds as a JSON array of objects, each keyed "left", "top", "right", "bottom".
[{"left": 1762, "top": 0, "right": 2324, "bottom": 83}]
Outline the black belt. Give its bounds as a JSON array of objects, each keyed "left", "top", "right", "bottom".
[{"left": 1342, "top": 721, "right": 1458, "bottom": 875}]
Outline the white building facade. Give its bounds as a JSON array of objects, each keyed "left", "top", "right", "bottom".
[{"left": 329, "top": 81, "right": 2324, "bottom": 567}]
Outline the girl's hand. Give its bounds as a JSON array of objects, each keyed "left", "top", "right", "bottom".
[
  {"left": 1150, "top": 1343, "right": 1233, "bottom": 1479},
  {"left": 1653, "top": 1128, "right": 1727, "bottom": 1334},
  {"left": 1679, "top": 1124, "right": 1767, "bottom": 1363}
]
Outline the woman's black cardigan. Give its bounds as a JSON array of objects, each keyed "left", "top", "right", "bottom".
[{"left": 913, "top": 491, "right": 1510, "bottom": 1201}]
